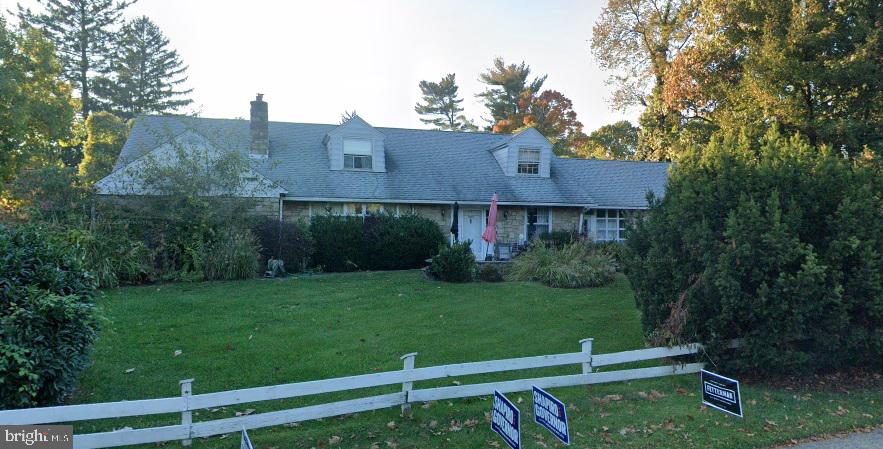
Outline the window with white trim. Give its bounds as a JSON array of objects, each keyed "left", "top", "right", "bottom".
[
  {"left": 343, "top": 139, "right": 373, "bottom": 170},
  {"left": 343, "top": 203, "right": 383, "bottom": 217},
  {"left": 525, "top": 207, "right": 551, "bottom": 240},
  {"left": 517, "top": 149, "right": 540, "bottom": 174},
  {"left": 593, "top": 209, "right": 629, "bottom": 242}
]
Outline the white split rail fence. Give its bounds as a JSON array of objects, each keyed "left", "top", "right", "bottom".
[{"left": 0, "top": 339, "right": 713, "bottom": 449}]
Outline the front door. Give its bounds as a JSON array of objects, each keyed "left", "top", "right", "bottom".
[{"left": 460, "top": 208, "right": 485, "bottom": 259}]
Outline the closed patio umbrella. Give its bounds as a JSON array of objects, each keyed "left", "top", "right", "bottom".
[
  {"left": 450, "top": 201, "right": 459, "bottom": 242},
  {"left": 482, "top": 193, "right": 498, "bottom": 259}
]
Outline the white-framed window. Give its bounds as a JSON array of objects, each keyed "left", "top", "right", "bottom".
[
  {"left": 343, "top": 203, "right": 383, "bottom": 217},
  {"left": 592, "top": 209, "right": 629, "bottom": 242},
  {"left": 343, "top": 139, "right": 373, "bottom": 170},
  {"left": 525, "top": 207, "right": 551, "bottom": 240},
  {"left": 517, "top": 148, "right": 541, "bottom": 175}
]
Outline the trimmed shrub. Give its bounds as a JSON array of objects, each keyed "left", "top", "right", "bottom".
[
  {"left": 203, "top": 228, "right": 261, "bottom": 281},
  {"left": 509, "top": 241, "right": 616, "bottom": 288},
  {"left": 0, "top": 224, "right": 98, "bottom": 408},
  {"left": 625, "top": 129, "right": 883, "bottom": 374},
  {"left": 430, "top": 241, "right": 477, "bottom": 282},
  {"left": 478, "top": 263, "right": 503, "bottom": 282},
  {"left": 363, "top": 214, "right": 446, "bottom": 270},
  {"left": 252, "top": 218, "right": 314, "bottom": 273},
  {"left": 310, "top": 214, "right": 445, "bottom": 272},
  {"left": 309, "top": 216, "right": 366, "bottom": 272}
]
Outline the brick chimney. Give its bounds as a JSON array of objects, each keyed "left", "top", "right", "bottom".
[{"left": 250, "top": 93, "right": 269, "bottom": 156}]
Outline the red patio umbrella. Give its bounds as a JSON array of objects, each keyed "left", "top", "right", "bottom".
[{"left": 482, "top": 193, "right": 498, "bottom": 259}]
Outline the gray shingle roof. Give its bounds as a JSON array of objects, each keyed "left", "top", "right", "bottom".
[{"left": 111, "top": 115, "right": 669, "bottom": 208}]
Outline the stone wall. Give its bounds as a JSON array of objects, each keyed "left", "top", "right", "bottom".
[{"left": 552, "top": 207, "right": 582, "bottom": 233}]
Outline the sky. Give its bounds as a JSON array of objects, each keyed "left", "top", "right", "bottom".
[{"left": 5, "top": 0, "right": 638, "bottom": 132}]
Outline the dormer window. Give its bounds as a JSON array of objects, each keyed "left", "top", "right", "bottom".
[
  {"left": 343, "top": 139, "right": 373, "bottom": 170},
  {"left": 517, "top": 148, "right": 541, "bottom": 175}
]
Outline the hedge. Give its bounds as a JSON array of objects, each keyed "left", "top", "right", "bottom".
[
  {"left": 625, "top": 129, "right": 883, "bottom": 374},
  {"left": 310, "top": 214, "right": 445, "bottom": 272}
]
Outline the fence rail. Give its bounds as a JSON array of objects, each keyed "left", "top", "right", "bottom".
[{"left": 0, "top": 338, "right": 717, "bottom": 449}]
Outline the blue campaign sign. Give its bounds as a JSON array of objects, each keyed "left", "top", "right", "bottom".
[
  {"left": 532, "top": 386, "right": 570, "bottom": 445},
  {"left": 701, "top": 370, "right": 744, "bottom": 418},
  {"left": 491, "top": 390, "right": 521, "bottom": 449},
  {"left": 240, "top": 428, "right": 254, "bottom": 449}
]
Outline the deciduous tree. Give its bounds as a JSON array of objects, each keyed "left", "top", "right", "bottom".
[
  {"left": 78, "top": 112, "right": 128, "bottom": 184},
  {"left": 578, "top": 121, "right": 639, "bottom": 160},
  {"left": 663, "top": 0, "right": 883, "bottom": 157},
  {"left": 591, "top": 0, "right": 699, "bottom": 160},
  {"left": 0, "top": 17, "right": 74, "bottom": 187}
]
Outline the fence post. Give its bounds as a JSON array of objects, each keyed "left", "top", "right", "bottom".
[
  {"left": 180, "top": 378, "right": 194, "bottom": 447},
  {"left": 579, "top": 338, "right": 594, "bottom": 374},
  {"left": 400, "top": 353, "right": 418, "bottom": 417}
]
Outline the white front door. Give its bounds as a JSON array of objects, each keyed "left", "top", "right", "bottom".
[{"left": 460, "top": 208, "right": 485, "bottom": 259}]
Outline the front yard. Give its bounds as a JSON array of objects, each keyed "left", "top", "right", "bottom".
[{"left": 73, "top": 271, "right": 881, "bottom": 448}]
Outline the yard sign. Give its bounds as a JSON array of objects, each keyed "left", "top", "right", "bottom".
[
  {"left": 491, "top": 390, "right": 521, "bottom": 449},
  {"left": 700, "top": 370, "right": 743, "bottom": 417},
  {"left": 240, "top": 428, "right": 254, "bottom": 449},
  {"left": 532, "top": 386, "right": 570, "bottom": 445}
]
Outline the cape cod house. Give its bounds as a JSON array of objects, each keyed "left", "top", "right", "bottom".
[{"left": 96, "top": 95, "right": 669, "bottom": 257}]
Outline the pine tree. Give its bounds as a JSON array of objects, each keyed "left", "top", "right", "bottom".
[
  {"left": 18, "top": 0, "right": 135, "bottom": 119},
  {"left": 414, "top": 74, "right": 476, "bottom": 131},
  {"left": 97, "top": 16, "right": 193, "bottom": 119},
  {"left": 477, "top": 58, "right": 547, "bottom": 128}
]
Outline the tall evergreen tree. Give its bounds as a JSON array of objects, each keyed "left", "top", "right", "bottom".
[
  {"left": 414, "top": 74, "right": 476, "bottom": 131},
  {"left": 477, "top": 58, "right": 547, "bottom": 128},
  {"left": 18, "top": 0, "right": 136, "bottom": 119},
  {"left": 97, "top": 16, "right": 193, "bottom": 119}
]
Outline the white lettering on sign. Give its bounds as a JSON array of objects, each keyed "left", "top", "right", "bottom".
[
  {"left": 532, "top": 391, "right": 567, "bottom": 434},
  {"left": 704, "top": 382, "right": 737, "bottom": 405},
  {"left": 492, "top": 396, "right": 519, "bottom": 442}
]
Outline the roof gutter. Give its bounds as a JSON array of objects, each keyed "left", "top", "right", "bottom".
[{"left": 282, "top": 196, "right": 599, "bottom": 208}]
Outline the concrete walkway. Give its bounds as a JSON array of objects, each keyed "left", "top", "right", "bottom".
[{"left": 783, "top": 429, "right": 883, "bottom": 449}]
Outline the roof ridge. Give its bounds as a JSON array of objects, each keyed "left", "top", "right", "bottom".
[{"left": 138, "top": 114, "right": 508, "bottom": 136}]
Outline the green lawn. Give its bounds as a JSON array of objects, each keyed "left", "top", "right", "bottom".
[{"left": 73, "top": 271, "right": 881, "bottom": 449}]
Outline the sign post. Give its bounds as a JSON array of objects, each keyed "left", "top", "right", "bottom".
[
  {"left": 491, "top": 390, "right": 521, "bottom": 449},
  {"left": 700, "top": 370, "right": 743, "bottom": 418},
  {"left": 532, "top": 386, "right": 570, "bottom": 445}
]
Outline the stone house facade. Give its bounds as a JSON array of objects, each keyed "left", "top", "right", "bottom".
[{"left": 96, "top": 95, "right": 669, "bottom": 259}]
